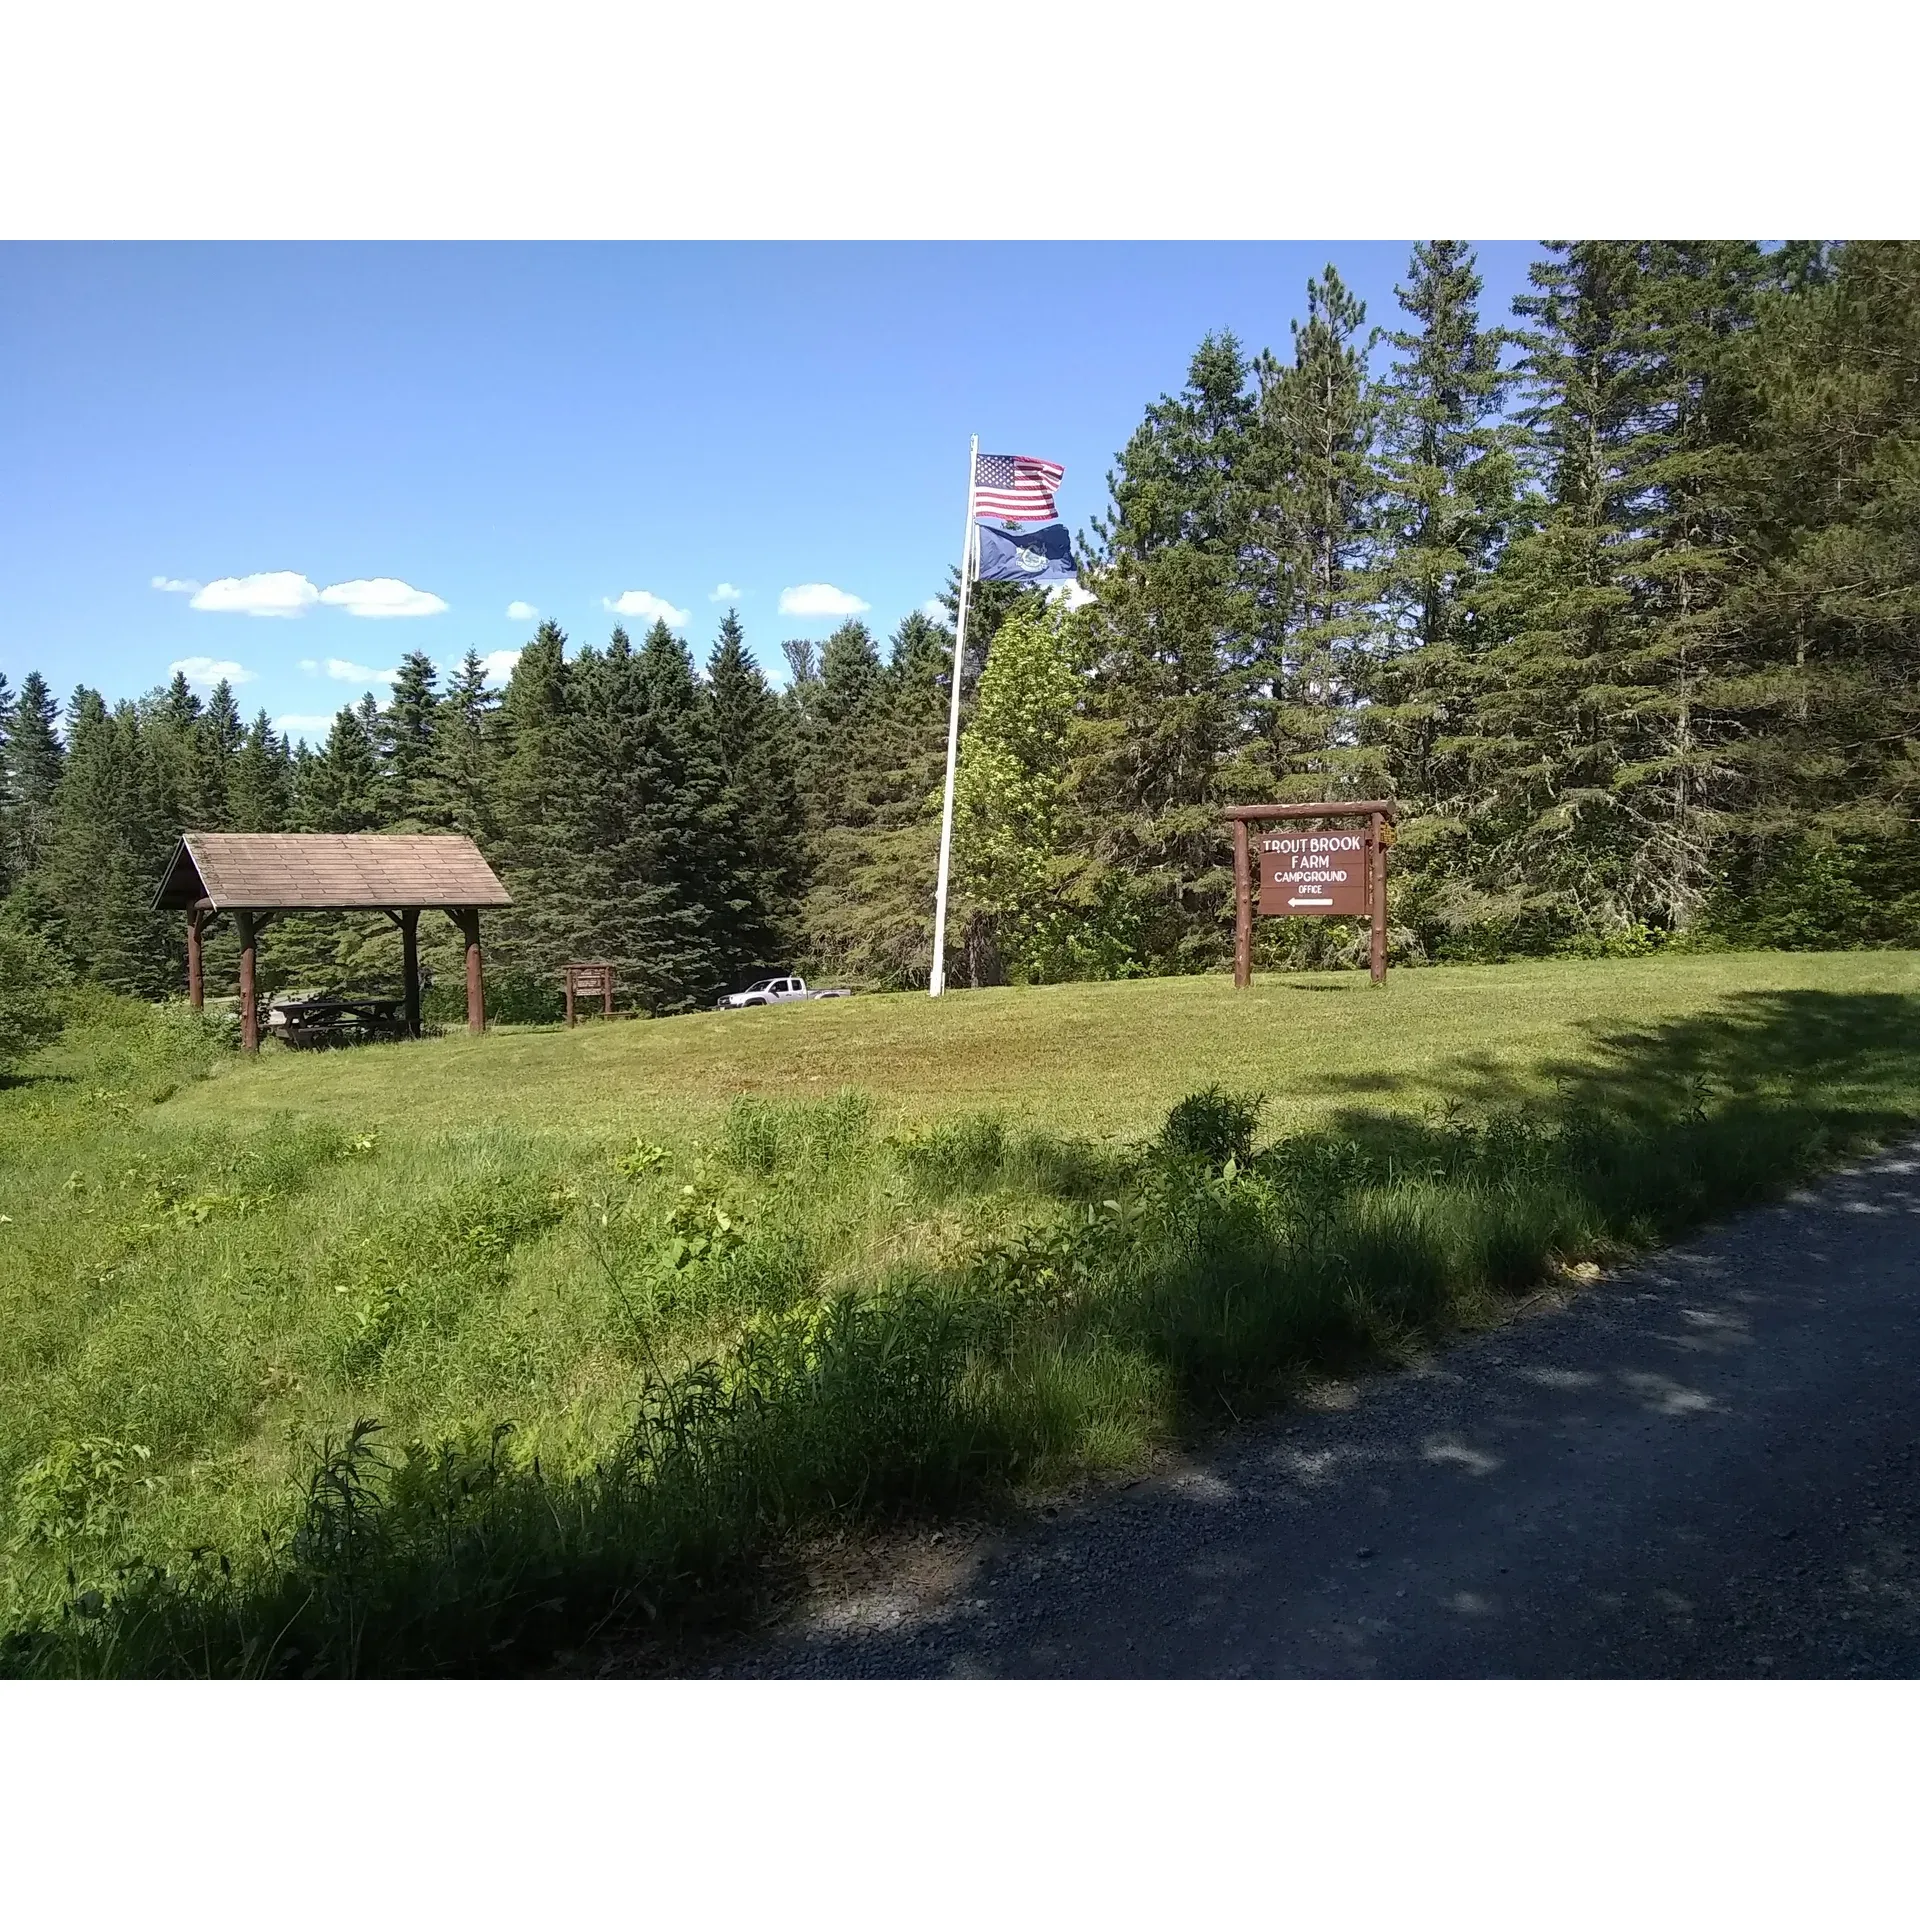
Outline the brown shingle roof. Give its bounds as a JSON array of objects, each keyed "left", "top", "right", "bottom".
[{"left": 154, "top": 834, "right": 512, "bottom": 911}]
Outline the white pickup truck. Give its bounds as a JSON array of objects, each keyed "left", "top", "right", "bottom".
[{"left": 715, "top": 974, "right": 852, "bottom": 1011}]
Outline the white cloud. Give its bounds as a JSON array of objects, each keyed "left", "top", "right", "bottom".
[
  {"left": 1049, "top": 581, "right": 1097, "bottom": 612},
  {"left": 319, "top": 577, "right": 448, "bottom": 619},
  {"left": 481, "top": 648, "right": 522, "bottom": 683},
  {"left": 152, "top": 575, "right": 201, "bottom": 595},
  {"left": 169, "top": 655, "right": 257, "bottom": 690},
  {"left": 275, "top": 714, "right": 337, "bottom": 740},
  {"left": 779, "top": 582, "right": 870, "bottom": 618},
  {"left": 324, "top": 657, "right": 401, "bottom": 685},
  {"left": 191, "top": 571, "right": 320, "bottom": 617},
  {"left": 506, "top": 600, "right": 538, "bottom": 621},
  {"left": 298, "top": 658, "right": 319, "bottom": 673},
  {"left": 919, "top": 598, "right": 952, "bottom": 625},
  {"left": 709, "top": 582, "right": 742, "bottom": 603},
  {"left": 603, "top": 589, "right": 689, "bottom": 628}
]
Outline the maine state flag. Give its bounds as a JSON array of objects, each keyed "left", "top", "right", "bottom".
[{"left": 974, "top": 520, "right": 1077, "bottom": 584}]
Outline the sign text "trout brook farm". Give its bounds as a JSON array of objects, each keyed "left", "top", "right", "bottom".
[{"left": 1258, "top": 831, "right": 1370, "bottom": 916}]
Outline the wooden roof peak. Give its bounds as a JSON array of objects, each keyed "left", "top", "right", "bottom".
[{"left": 154, "top": 833, "right": 512, "bottom": 912}]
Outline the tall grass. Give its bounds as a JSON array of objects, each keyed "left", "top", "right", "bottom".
[{"left": 3, "top": 978, "right": 1917, "bottom": 1676}]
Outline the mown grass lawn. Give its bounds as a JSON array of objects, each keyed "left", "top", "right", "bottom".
[
  {"left": 3, "top": 948, "right": 1917, "bottom": 1676},
  {"left": 159, "top": 949, "right": 1920, "bottom": 1140}
]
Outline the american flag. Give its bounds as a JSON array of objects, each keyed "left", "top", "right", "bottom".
[{"left": 972, "top": 452, "right": 1064, "bottom": 523}]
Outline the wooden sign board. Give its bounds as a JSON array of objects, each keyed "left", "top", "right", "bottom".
[
  {"left": 1258, "top": 828, "right": 1370, "bottom": 916},
  {"left": 563, "top": 961, "right": 616, "bottom": 1026}
]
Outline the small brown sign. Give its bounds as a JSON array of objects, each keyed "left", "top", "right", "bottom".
[
  {"left": 1258, "top": 828, "right": 1370, "bottom": 917},
  {"left": 563, "top": 960, "right": 616, "bottom": 1025}
]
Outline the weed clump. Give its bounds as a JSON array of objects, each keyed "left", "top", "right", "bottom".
[{"left": 1160, "top": 1086, "right": 1263, "bottom": 1170}]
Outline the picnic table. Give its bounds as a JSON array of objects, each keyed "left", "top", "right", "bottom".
[{"left": 265, "top": 994, "right": 410, "bottom": 1049}]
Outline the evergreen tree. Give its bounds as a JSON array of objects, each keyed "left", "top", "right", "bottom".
[
  {"left": 195, "top": 679, "right": 245, "bottom": 827},
  {"left": 816, "top": 618, "right": 883, "bottom": 733},
  {"left": 569, "top": 621, "right": 743, "bottom": 1011},
  {"left": 1707, "top": 240, "right": 1920, "bottom": 942},
  {"left": 800, "top": 619, "right": 890, "bottom": 912},
  {"left": 143, "top": 671, "right": 205, "bottom": 840},
  {"left": 1371, "top": 243, "right": 1521, "bottom": 816},
  {"left": 37, "top": 696, "right": 178, "bottom": 996},
  {"left": 0, "top": 673, "right": 13, "bottom": 896},
  {"left": 1067, "top": 334, "right": 1258, "bottom": 973},
  {"left": 0, "top": 672, "right": 65, "bottom": 885},
  {"left": 801, "top": 609, "right": 955, "bottom": 986},
  {"left": 431, "top": 649, "right": 499, "bottom": 840},
  {"left": 1469, "top": 241, "right": 1768, "bottom": 937},
  {"left": 297, "top": 705, "right": 383, "bottom": 831},
  {"left": 706, "top": 610, "right": 806, "bottom": 967},
  {"left": 489, "top": 620, "right": 580, "bottom": 980},
  {"left": 230, "top": 712, "right": 293, "bottom": 831},
  {"left": 379, "top": 650, "right": 443, "bottom": 827},
  {"left": 1248, "top": 264, "right": 1385, "bottom": 802}
]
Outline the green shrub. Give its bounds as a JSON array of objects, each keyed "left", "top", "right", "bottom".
[
  {"left": 1160, "top": 1085, "right": 1263, "bottom": 1169},
  {"left": 0, "top": 922, "right": 65, "bottom": 1067}
]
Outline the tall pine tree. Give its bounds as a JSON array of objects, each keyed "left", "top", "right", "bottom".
[
  {"left": 1371, "top": 242, "right": 1520, "bottom": 816},
  {"left": 1068, "top": 333, "right": 1257, "bottom": 972},
  {"left": 706, "top": 609, "right": 806, "bottom": 970}
]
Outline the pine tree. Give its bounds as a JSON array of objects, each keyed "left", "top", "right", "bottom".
[
  {"left": 1067, "top": 334, "right": 1258, "bottom": 973},
  {"left": 800, "top": 609, "right": 954, "bottom": 985},
  {"left": 230, "top": 712, "right": 293, "bottom": 831},
  {"left": 431, "top": 649, "right": 499, "bottom": 840},
  {"left": 1469, "top": 241, "right": 1768, "bottom": 938},
  {"left": 816, "top": 619, "right": 883, "bottom": 733},
  {"left": 37, "top": 696, "right": 178, "bottom": 996},
  {"left": 800, "top": 619, "right": 889, "bottom": 911},
  {"left": 1248, "top": 265, "right": 1385, "bottom": 803},
  {"left": 489, "top": 620, "right": 580, "bottom": 981},
  {"left": 1371, "top": 243, "right": 1520, "bottom": 818},
  {"left": 0, "top": 673, "right": 14, "bottom": 897},
  {"left": 706, "top": 610, "right": 806, "bottom": 968},
  {"left": 1, "top": 672, "right": 66, "bottom": 885},
  {"left": 379, "top": 650, "right": 443, "bottom": 827},
  {"left": 1707, "top": 240, "right": 1920, "bottom": 942},
  {"left": 298, "top": 706, "right": 384, "bottom": 831},
  {"left": 195, "top": 679, "right": 245, "bottom": 827},
  {"left": 569, "top": 621, "right": 743, "bottom": 1011}
]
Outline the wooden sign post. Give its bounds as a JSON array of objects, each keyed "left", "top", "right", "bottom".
[
  {"left": 563, "top": 961, "right": 616, "bottom": 1027},
  {"left": 1227, "top": 802, "right": 1395, "bottom": 987}
]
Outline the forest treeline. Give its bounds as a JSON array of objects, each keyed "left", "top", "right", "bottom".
[{"left": 3, "top": 239, "right": 1917, "bottom": 1016}]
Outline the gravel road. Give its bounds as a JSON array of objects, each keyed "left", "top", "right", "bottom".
[{"left": 729, "top": 1140, "right": 1920, "bottom": 1678}]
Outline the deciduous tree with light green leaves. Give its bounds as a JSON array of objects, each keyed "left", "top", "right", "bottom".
[{"left": 953, "top": 595, "right": 1080, "bottom": 984}]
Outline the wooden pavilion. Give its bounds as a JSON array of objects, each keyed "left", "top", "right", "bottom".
[{"left": 153, "top": 833, "right": 512, "bottom": 1052}]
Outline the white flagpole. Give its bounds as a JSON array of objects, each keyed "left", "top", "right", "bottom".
[{"left": 929, "top": 435, "right": 979, "bottom": 998}]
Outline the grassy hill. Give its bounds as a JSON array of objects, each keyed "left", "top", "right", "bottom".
[
  {"left": 159, "top": 949, "right": 1920, "bottom": 1139},
  {"left": 4, "top": 949, "right": 1918, "bottom": 1675}
]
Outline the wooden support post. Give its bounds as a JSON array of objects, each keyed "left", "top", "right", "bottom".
[
  {"left": 602, "top": 969, "right": 614, "bottom": 1021},
  {"left": 186, "top": 909, "right": 206, "bottom": 1011},
  {"left": 236, "top": 909, "right": 258, "bottom": 1052},
  {"left": 1368, "top": 813, "right": 1388, "bottom": 986},
  {"left": 564, "top": 971, "right": 577, "bottom": 1028},
  {"left": 400, "top": 908, "right": 421, "bottom": 1037},
  {"left": 459, "top": 909, "right": 485, "bottom": 1034},
  {"left": 1233, "top": 818, "right": 1253, "bottom": 989}
]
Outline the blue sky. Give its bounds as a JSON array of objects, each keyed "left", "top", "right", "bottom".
[{"left": 1, "top": 242, "right": 1546, "bottom": 739}]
